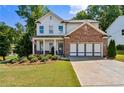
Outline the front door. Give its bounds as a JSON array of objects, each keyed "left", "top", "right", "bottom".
[
  {"left": 58, "top": 43, "right": 63, "bottom": 55},
  {"left": 49, "top": 43, "right": 53, "bottom": 53}
]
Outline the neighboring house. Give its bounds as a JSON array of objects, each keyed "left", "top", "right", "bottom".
[
  {"left": 106, "top": 16, "right": 124, "bottom": 45},
  {"left": 32, "top": 11, "right": 108, "bottom": 57}
]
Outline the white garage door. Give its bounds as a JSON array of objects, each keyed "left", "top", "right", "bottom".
[
  {"left": 70, "top": 44, "right": 77, "bottom": 56},
  {"left": 70, "top": 43, "right": 101, "bottom": 57},
  {"left": 78, "top": 44, "right": 85, "bottom": 56},
  {"left": 94, "top": 44, "right": 101, "bottom": 56},
  {"left": 86, "top": 44, "right": 93, "bottom": 56}
]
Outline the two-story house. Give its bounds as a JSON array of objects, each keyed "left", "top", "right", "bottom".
[
  {"left": 32, "top": 11, "right": 108, "bottom": 57},
  {"left": 106, "top": 16, "right": 124, "bottom": 45}
]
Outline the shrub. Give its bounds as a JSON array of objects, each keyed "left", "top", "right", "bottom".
[
  {"left": 116, "top": 45, "right": 124, "bottom": 50},
  {"left": 51, "top": 55, "right": 58, "bottom": 60},
  {"left": 46, "top": 54, "right": 52, "bottom": 59},
  {"left": 19, "top": 57, "right": 28, "bottom": 63},
  {"left": 30, "top": 57, "right": 38, "bottom": 63},
  {"left": 40, "top": 56, "right": 48, "bottom": 63},
  {"left": 108, "top": 40, "right": 116, "bottom": 58},
  {"left": 28, "top": 54, "right": 35, "bottom": 60},
  {"left": 38, "top": 55, "right": 45, "bottom": 60},
  {"left": 34, "top": 54, "right": 40, "bottom": 58},
  {"left": 0, "top": 60, "right": 10, "bottom": 64},
  {"left": 10, "top": 58, "right": 18, "bottom": 64}
]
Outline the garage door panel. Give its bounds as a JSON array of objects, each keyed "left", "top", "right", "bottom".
[
  {"left": 86, "top": 44, "right": 93, "bottom": 56},
  {"left": 94, "top": 44, "right": 101, "bottom": 56},
  {"left": 70, "top": 44, "right": 76, "bottom": 52},
  {"left": 86, "top": 52, "right": 92, "bottom": 56},
  {"left": 70, "top": 43, "right": 102, "bottom": 57},
  {"left": 94, "top": 44, "right": 100, "bottom": 52},
  {"left": 70, "top": 53, "right": 77, "bottom": 56},
  {"left": 78, "top": 52, "right": 85, "bottom": 56},
  {"left": 70, "top": 44, "right": 76, "bottom": 56},
  {"left": 94, "top": 52, "right": 101, "bottom": 56},
  {"left": 78, "top": 44, "right": 85, "bottom": 56}
]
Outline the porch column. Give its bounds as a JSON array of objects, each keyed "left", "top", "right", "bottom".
[
  {"left": 54, "top": 39, "right": 56, "bottom": 55},
  {"left": 43, "top": 39, "right": 45, "bottom": 54},
  {"left": 32, "top": 38, "right": 35, "bottom": 54}
]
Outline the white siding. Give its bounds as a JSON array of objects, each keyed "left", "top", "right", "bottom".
[
  {"left": 106, "top": 16, "right": 124, "bottom": 45},
  {"left": 36, "top": 13, "right": 99, "bottom": 36},
  {"left": 66, "top": 22, "right": 99, "bottom": 34},
  {"left": 92, "top": 22, "right": 99, "bottom": 28},
  {"left": 66, "top": 23, "right": 81, "bottom": 34},
  {"left": 36, "top": 13, "right": 65, "bottom": 36}
]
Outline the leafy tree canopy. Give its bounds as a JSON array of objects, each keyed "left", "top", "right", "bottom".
[{"left": 73, "top": 5, "right": 123, "bottom": 31}]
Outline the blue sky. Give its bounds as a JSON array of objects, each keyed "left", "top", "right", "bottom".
[{"left": 0, "top": 5, "right": 88, "bottom": 28}]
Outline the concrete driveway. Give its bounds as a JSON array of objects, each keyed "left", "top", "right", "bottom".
[{"left": 71, "top": 59, "right": 124, "bottom": 86}]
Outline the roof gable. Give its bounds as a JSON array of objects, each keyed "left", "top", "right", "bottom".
[
  {"left": 106, "top": 16, "right": 124, "bottom": 32},
  {"left": 36, "top": 11, "right": 63, "bottom": 23},
  {"left": 66, "top": 22, "right": 107, "bottom": 36}
]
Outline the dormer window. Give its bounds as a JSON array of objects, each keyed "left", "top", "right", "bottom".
[
  {"left": 50, "top": 16, "right": 52, "bottom": 20},
  {"left": 122, "top": 29, "right": 124, "bottom": 35},
  {"left": 49, "top": 26, "right": 53, "bottom": 34},
  {"left": 39, "top": 26, "right": 44, "bottom": 33}
]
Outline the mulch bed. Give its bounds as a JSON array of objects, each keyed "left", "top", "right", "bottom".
[{"left": 6, "top": 60, "right": 58, "bottom": 66}]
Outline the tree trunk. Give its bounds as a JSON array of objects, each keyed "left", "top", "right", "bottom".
[{"left": 3, "top": 56, "right": 5, "bottom": 60}]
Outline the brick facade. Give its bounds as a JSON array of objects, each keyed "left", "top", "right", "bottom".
[{"left": 64, "top": 24, "right": 108, "bottom": 57}]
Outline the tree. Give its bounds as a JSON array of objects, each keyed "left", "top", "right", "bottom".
[
  {"left": 15, "top": 5, "right": 49, "bottom": 57},
  {"left": 73, "top": 5, "right": 123, "bottom": 31},
  {"left": 16, "top": 5, "right": 50, "bottom": 36},
  {"left": 108, "top": 40, "right": 116, "bottom": 58},
  {"left": 0, "top": 22, "right": 16, "bottom": 44},
  {"left": 15, "top": 22, "right": 25, "bottom": 42},
  {"left": 0, "top": 32, "right": 10, "bottom": 60},
  {"left": 99, "top": 6, "right": 122, "bottom": 31},
  {"left": 73, "top": 10, "right": 91, "bottom": 20},
  {"left": 15, "top": 32, "right": 32, "bottom": 57}
]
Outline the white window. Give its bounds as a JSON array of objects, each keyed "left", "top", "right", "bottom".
[
  {"left": 58, "top": 26, "right": 63, "bottom": 33},
  {"left": 50, "top": 16, "right": 52, "bottom": 20},
  {"left": 39, "top": 26, "right": 44, "bottom": 33},
  {"left": 49, "top": 26, "right": 53, "bottom": 34},
  {"left": 122, "top": 29, "right": 124, "bottom": 35}
]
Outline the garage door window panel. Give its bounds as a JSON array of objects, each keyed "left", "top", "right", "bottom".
[{"left": 86, "top": 44, "right": 93, "bottom": 56}]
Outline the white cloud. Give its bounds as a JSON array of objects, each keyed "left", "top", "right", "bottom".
[{"left": 69, "top": 5, "right": 88, "bottom": 15}]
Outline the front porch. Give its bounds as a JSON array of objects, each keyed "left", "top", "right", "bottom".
[{"left": 32, "top": 37, "right": 64, "bottom": 55}]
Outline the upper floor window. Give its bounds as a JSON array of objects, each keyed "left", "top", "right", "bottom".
[
  {"left": 58, "top": 26, "right": 63, "bottom": 32},
  {"left": 49, "top": 26, "right": 53, "bottom": 34},
  {"left": 122, "top": 29, "right": 124, "bottom": 35},
  {"left": 39, "top": 26, "right": 44, "bottom": 33},
  {"left": 50, "top": 16, "right": 52, "bottom": 20}
]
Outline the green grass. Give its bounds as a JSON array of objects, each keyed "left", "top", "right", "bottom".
[
  {"left": 116, "top": 55, "right": 124, "bottom": 62},
  {"left": 115, "top": 50, "right": 124, "bottom": 62},
  {"left": 117, "top": 50, "right": 124, "bottom": 55},
  {"left": 0, "top": 61, "right": 80, "bottom": 87}
]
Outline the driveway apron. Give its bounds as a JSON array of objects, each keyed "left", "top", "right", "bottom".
[{"left": 71, "top": 59, "right": 124, "bottom": 86}]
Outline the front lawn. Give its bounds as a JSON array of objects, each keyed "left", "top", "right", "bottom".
[
  {"left": 0, "top": 61, "right": 80, "bottom": 87},
  {"left": 115, "top": 50, "right": 124, "bottom": 62}
]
